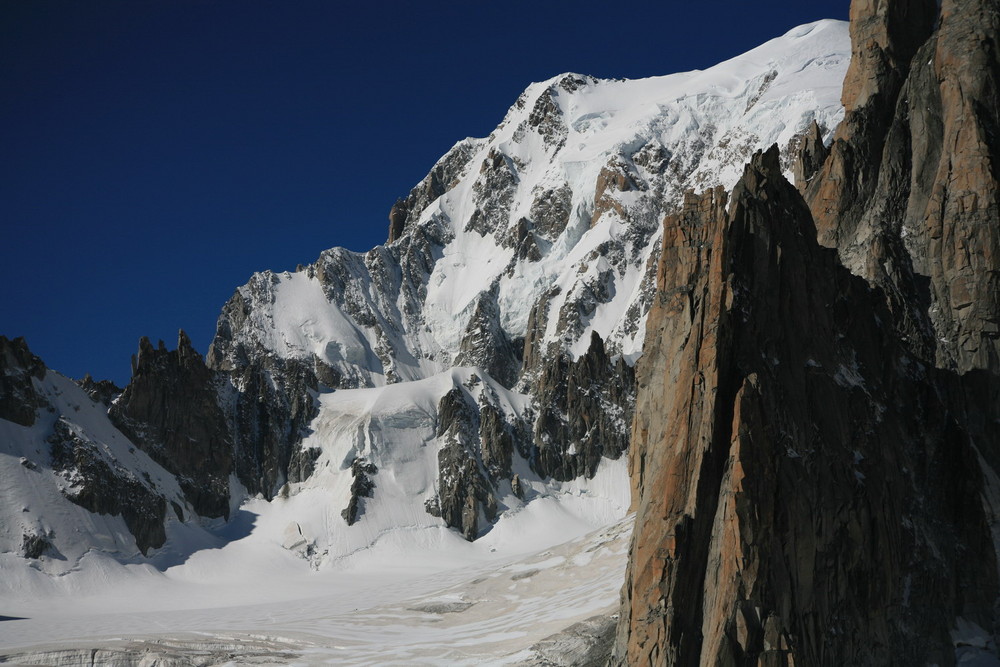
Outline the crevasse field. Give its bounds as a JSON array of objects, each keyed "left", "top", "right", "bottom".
[{"left": 1, "top": 364, "right": 633, "bottom": 664}]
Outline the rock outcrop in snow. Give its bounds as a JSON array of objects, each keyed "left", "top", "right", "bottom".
[
  {"left": 111, "top": 332, "right": 233, "bottom": 520},
  {"left": 0, "top": 336, "right": 193, "bottom": 563}
]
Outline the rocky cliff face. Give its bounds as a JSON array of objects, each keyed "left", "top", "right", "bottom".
[
  {"left": 48, "top": 417, "right": 169, "bottom": 555},
  {"left": 0, "top": 336, "right": 193, "bottom": 563},
  {"left": 109, "top": 326, "right": 322, "bottom": 518},
  {"left": 614, "top": 1, "right": 1000, "bottom": 663},
  {"left": 532, "top": 331, "right": 634, "bottom": 481},
  {"left": 110, "top": 331, "right": 233, "bottom": 519},
  {"left": 809, "top": 0, "right": 1000, "bottom": 373}
]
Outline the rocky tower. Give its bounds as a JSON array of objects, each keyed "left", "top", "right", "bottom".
[
  {"left": 0, "top": 336, "right": 186, "bottom": 558},
  {"left": 613, "top": 0, "right": 1000, "bottom": 664},
  {"left": 110, "top": 331, "right": 233, "bottom": 519}
]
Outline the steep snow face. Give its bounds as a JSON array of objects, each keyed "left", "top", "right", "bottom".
[
  {"left": 210, "top": 20, "right": 850, "bottom": 388},
  {"left": 0, "top": 357, "right": 634, "bottom": 662},
  {"left": 268, "top": 367, "right": 629, "bottom": 565},
  {"left": 0, "top": 366, "right": 218, "bottom": 594}
]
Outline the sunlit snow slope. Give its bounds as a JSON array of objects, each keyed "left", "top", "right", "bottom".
[
  {"left": 210, "top": 19, "right": 849, "bottom": 385},
  {"left": 200, "top": 18, "right": 850, "bottom": 551}
]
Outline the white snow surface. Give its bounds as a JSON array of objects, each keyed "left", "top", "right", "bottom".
[
  {"left": 0, "top": 514, "right": 633, "bottom": 663},
  {"left": 1, "top": 21, "right": 850, "bottom": 663},
  {"left": 219, "top": 20, "right": 849, "bottom": 386},
  {"left": 0, "top": 370, "right": 192, "bottom": 578},
  {"left": 1, "top": 366, "right": 633, "bottom": 663}
]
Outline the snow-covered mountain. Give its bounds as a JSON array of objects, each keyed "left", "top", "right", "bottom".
[
  {"left": 212, "top": 19, "right": 848, "bottom": 389},
  {"left": 0, "top": 20, "right": 850, "bottom": 663},
  {"left": 202, "top": 18, "right": 849, "bottom": 543}
]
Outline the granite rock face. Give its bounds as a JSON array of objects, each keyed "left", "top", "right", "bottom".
[
  {"left": 108, "top": 327, "right": 321, "bottom": 519},
  {"left": 110, "top": 331, "right": 233, "bottom": 519},
  {"left": 222, "top": 354, "right": 319, "bottom": 497},
  {"left": 431, "top": 387, "right": 500, "bottom": 541},
  {"left": 0, "top": 336, "right": 47, "bottom": 427},
  {"left": 808, "top": 0, "right": 937, "bottom": 243},
  {"left": 808, "top": 0, "right": 1000, "bottom": 372},
  {"left": 0, "top": 336, "right": 191, "bottom": 559},
  {"left": 790, "top": 121, "right": 829, "bottom": 192},
  {"left": 613, "top": 144, "right": 1000, "bottom": 665},
  {"left": 531, "top": 331, "right": 634, "bottom": 482},
  {"left": 455, "top": 284, "right": 522, "bottom": 389},
  {"left": 49, "top": 418, "right": 167, "bottom": 555},
  {"left": 0, "top": 330, "right": 323, "bottom": 559},
  {"left": 615, "top": 3, "right": 1000, "bottom": 662}
]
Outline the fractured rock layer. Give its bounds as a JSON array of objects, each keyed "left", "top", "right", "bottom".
[
  {"left": 615, "top": 1, "right": 1000, "bottom": 662},
  {"left": 613, "top": 145, "right": 1000, "bottom": 666},
  {"left": 809, "top": 0, "right": 1000, "bottom": 372}
]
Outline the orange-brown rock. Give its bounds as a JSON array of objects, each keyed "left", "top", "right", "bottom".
[
  {"left": 615, "top": 184, "right": 731, "bottom": 663},
  {"left": 808, "top": 0, "right": 1000, "bottom": 372},
  {"left": 593, "top": 156, "right": 642, "bottom": 227},
  {"left": 809, "top": 0, "right": 935, "bottom": 246},
  {"left": 839, "top": 0, "right": 938, "bottom": 114},
  {"left": 612, "top": 146, "right": 1000, "bottom": 666},
  {"left": 612, "top": 4, "right": 1000, "bottom": 661}
]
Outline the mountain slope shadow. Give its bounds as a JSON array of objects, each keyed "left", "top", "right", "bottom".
[{"left": 145, "top": 508, "right": 259, "bottom": 571}]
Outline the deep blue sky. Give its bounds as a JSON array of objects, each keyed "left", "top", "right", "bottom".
[{"left": 1, "top": 1, "right": 848, "bottom": 386}]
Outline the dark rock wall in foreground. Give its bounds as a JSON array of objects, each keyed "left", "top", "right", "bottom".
[
  {"left": 613, "top": 0, "right": 1000, "bottom": 663},
  {"left": 613, "top": 147, "right": 999, "bottom": 666},
  {"left": 810, "top": 0, "right": 1000, "bottom": 373}
]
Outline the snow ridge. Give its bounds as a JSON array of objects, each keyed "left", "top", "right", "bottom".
[{"left": 211, "top": 19, "right": 850, "bottom": 388}]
